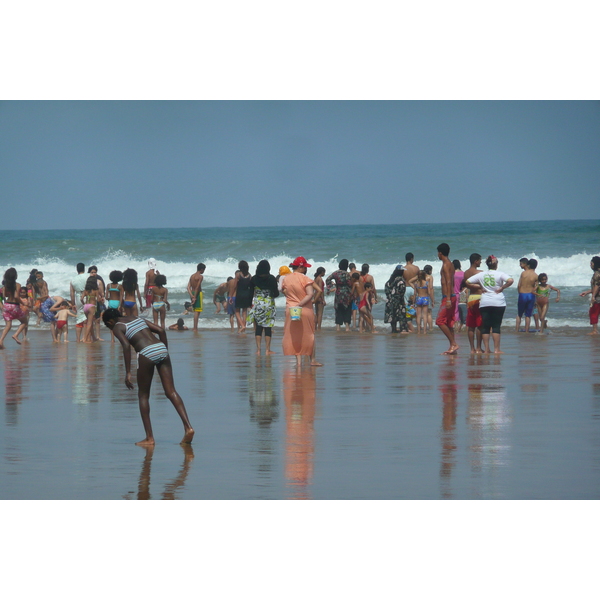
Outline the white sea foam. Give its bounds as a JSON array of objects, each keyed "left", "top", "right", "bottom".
[{"left": 1, "top": 250, "right": 597, "bottom": 298}]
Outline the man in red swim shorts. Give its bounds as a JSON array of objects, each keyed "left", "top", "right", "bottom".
[
  {"left": 436, "top": 243, "right": 459, "bottom": 355},
  {"left": 436, "top": 296, "right": 457, "bottom": 328}
]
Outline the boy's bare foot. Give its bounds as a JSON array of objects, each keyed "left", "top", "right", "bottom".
[
  {"left": 266, "top": 350, "right": 276, "bottom": 355},
  {"left": 494, "top": 350, "right": 505, "bottom": 354},
  {"left": 442, "top": 344, "right": 459, "bottom": 355},
  {"left": 135, "top": 437, "right": 156, "bottom": 447},
  {"left": 12, "top": 334, "right": 21, "bottom": 345},
  {"left": 181, "top": 428, "right": 195, "bottom": 444}
]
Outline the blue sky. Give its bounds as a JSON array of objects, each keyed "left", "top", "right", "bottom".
[{"left": 1, "top": 101, "right": 598, "bottom": 229}]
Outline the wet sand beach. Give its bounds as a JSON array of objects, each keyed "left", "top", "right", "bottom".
[{"left": 1, "top": 325, "right": 599, "bottom": 500}]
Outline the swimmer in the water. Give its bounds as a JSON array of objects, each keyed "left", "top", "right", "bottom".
[{"left": 168, "top": 318, "right": 189, "bottom": 331}]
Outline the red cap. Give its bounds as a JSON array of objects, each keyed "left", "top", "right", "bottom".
[{"left": 290, "top": 256, "right": 312, "bottom": 268}]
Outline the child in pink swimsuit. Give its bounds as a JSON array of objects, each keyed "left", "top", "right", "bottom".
[{"left": 358, "top": 283, "right": 376, "bottom": 333}]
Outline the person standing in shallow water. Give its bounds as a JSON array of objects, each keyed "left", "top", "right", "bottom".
[
  {"left": 312, "top": 267, "right": 326, "bottom": 331},
  {"left": 247, "top": 259, "right": 279, "bottom": 355},
  {"left": 466, "top": 255, "right": 514, "bottom": 354},
  {"left": 0, "top": 268, "right": 29, "bottom": 349},
  {"left": 516, "top": 258, "right": 538, "bottom": 333},
  {"left": 103, "top": 308, "right": 194, "bottom": 446},
  {"left": 70, "top": 263, "right": 88, "bottom": 342},
  {"left": 282, "top": 257, "right": 323, "bottom": 367},
  {"left": 384, "top": 265, "right": 409, "bottom": 334},
  {"left": 187, "top": 263, "right": 205, "bottom": 332},
  {"left": 403, "top": 253, "right": 419, "bottom": 295},
  {"left": 452, "top": 259, "right": 464, "bottom": 326},
  {"left": 435, "top": 243, "right": 458, "bottom": 355},
  {"left": 325, "top": 259, "right": 353, "bottom": 332},
  {"left": 580, "top": 256, "right": 600, "bottom": 335},
  {"left": 122, "top": 268, "right": 144, "bottom": 317},
  {"left": 151, "top": 274, "right": 170, "bottom": 330},
  {"left": 144, "top": 258, "right": 159, "bottom": 313},
  {"left": 463, "top": 253, "right": 484, "bottom": 353},
  {"left": 234, "top": 260, "right": 253, "bottom": 334}
]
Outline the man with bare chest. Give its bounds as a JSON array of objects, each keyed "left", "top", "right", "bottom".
[
  {"left": 435, "top": 243, "right": 458, "bottom": 354},
  {"left": 403, "top": 253, "right": 419, "bottom": 292},
  {"left": 516, "top": 258, "right": 538, "bottom": 333},
  {"left": 187, "top": 263, "right": 205, "bottom": 331}
]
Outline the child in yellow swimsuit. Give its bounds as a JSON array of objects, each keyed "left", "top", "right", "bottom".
[{"left": 535, "top": 273, "right": 560, "bottom": 334}]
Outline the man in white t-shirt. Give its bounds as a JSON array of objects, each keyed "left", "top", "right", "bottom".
[{"left": 70, "top": 262, "right": 88, "bottom": 342}]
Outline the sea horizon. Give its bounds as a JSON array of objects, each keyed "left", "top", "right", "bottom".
[{"left": 1, "top": 216, "right": 597, "bottom": 232}]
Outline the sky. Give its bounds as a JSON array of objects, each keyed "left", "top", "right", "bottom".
[{"left": 1, "top": 100, "right": 599, "bottom": 229}]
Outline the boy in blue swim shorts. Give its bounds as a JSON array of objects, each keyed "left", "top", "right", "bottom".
[{"left": 516, "top": 258, "right": 538, "bottom": 333}]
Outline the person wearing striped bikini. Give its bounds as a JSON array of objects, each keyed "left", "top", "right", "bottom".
[{"left": 102, "top": 308, "right": 194, "bottom": 447}]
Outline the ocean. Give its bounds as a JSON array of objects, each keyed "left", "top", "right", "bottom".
[{"left": 1, "top": 219, "right": 598, "bottom": 329}]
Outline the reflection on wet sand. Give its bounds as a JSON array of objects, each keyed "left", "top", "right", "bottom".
[
  {"left": 187, "top": 331, "right": 205, "bottom": 385},
  {"left": 247, "top": 358, "right": 280, "bottom": 488},
  {"left": 284, "top": 365, "right": 317, "bottom": 500},
  {"left": 71, "top": 344, "right": 106, "bottom": 405},
  {"left": 249, "top": 358, "right": 279, "bottom": 426},
  {"left": 438, "top": 358, "right": 458, "bottom": 499},
  {"left": 2, "top": 347, "right": 30, "bottom": 426},
  {"left": 123, "top": 444, "right": 195, "bottom": 500},
  {"left": 105, "top": 343, "right": 134, "bottom": 403},
  {"left": 2, "top": 330, "right": 599, "bottom": 499},
  {"left": 467, "top": 355, "right": 512, "bottom": 497}
]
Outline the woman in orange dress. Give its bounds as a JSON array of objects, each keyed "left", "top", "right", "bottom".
[{"left": 282, "top": 257, "right": 323, "bottom": 367}]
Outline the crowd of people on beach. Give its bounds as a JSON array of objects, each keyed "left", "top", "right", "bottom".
[
  {"left": 2, "top": 247, "right": 599, "bottom": 445},
  {"left": 1, "top": 250, "right": 600, "bottom": 352}
]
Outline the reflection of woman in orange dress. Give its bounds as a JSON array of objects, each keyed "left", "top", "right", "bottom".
[
  {"left": 284, "top": 366, "right": 316, "bottom": 499},
  {"left": 282, "top": 257, "right": 323, "bottom": 367}
]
